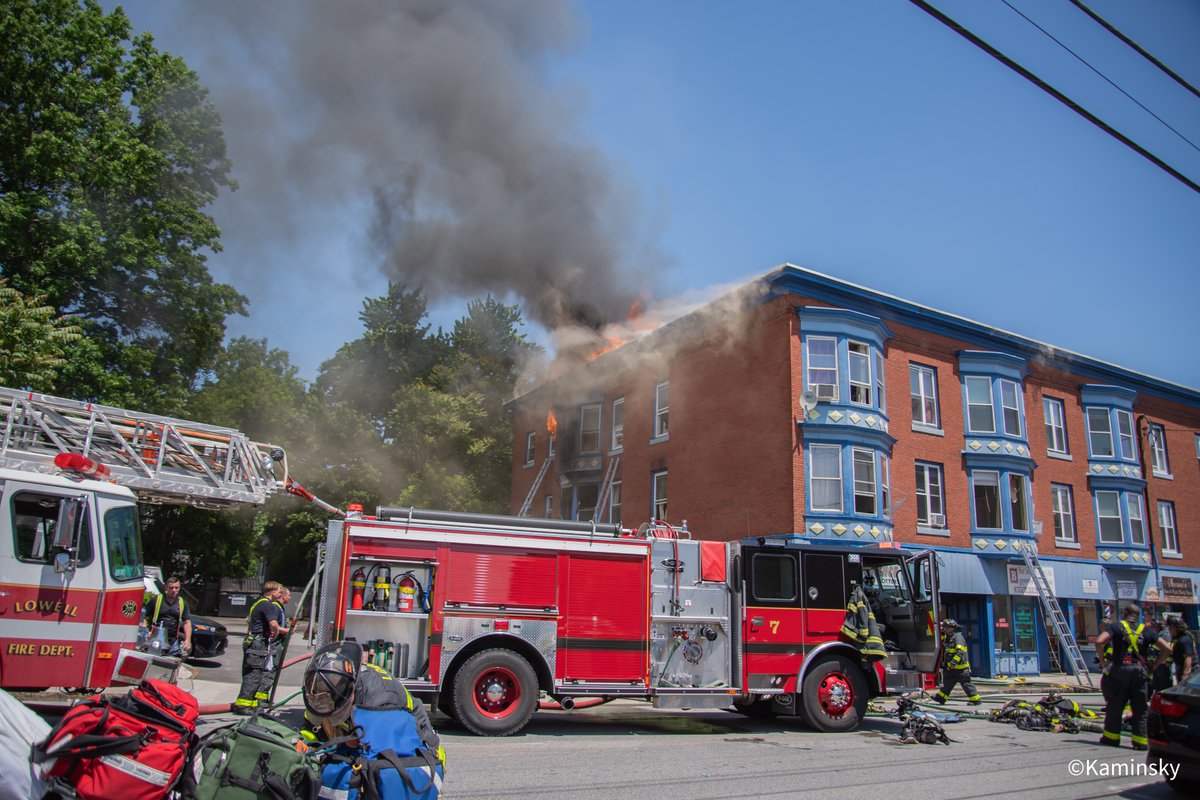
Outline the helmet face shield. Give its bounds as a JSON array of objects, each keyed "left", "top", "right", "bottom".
[{"left": 303, "top": 640, "right": 362, "bottom": 726}]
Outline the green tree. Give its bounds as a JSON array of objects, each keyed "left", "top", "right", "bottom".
[
  {"left": 0, "top": 277, "right": 80, "bottom": 389},
  {"left": 0, "top": 0, "right": 243, "bottom": 411}
]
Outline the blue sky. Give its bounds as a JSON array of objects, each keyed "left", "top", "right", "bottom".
[{"left": 116, "top": 1, "right": 1200, "bottom": 389}]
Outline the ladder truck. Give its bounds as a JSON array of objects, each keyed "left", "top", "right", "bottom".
[{"left": 0, "top": 387, "right": 287, "bottom": 692}]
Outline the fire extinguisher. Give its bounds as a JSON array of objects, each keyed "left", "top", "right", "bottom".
[
  {"left": 374, "top": 565, "right": 392, "bottom": 612},
  {"left": 397, "top": 573, "right": 417, "bottom": 614},
  {"left": 351, "top": 566, "right": 366, "bottom": 610}
]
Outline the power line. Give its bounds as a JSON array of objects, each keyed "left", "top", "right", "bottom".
[
  {"left": 1000, "top": 0, "right": 1200, "bottom": 156},
  {"left": 1067, "top": 0, "right": 1200, "bottom": 102},
  {"left": 904, "top": 0, "right": 1200, "bottom": 195}
]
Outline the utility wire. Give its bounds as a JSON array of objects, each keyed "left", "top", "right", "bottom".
[
  {"left": 1067, "top": 0, "right": 1200, "bottom": 102},
  {"left": 904, "top": 0, "right": 1200, "bottom": 195},
  {"left": 1000, "top": 0, "right": 1200, "bottom": 155}
]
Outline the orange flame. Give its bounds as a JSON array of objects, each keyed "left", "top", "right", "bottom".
[
  {"left": 585, "top": 295, "right": 647, "bottom": 361},
  {"left": 546, "top": 410, "right": 558, "bottom": 439}
]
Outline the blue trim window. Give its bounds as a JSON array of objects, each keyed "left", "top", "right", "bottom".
[
  {"left": 1096, "top": 490, "right": 1123, "bottom": 543},
  {"left": 806, "top": 336, "right": 839, "bottom": 401},
  {"left": 810, "top": 444, "right": 843, "bottom": 512},
  {"left": 1094, "top": 489, "right": 1146, "bottom": 546},
  {"left": 965, "top": 376, "right": 995, "bottom": 433},
  {"left": 969, "top": 467, "right": 1032, "bottom": 533},
  {"left": 849, "top": 341, "right": 873, "bottom": 406},
  {"left": 973, "top": 471, "right": 1001, "bottom": 529},
  {"left": 1086, "top": 408, "right": 1114, "bottom": 457},
  {"left": 1085, "top": 405, "right": 1138, "bottom": 463},
  {"left": 853, "top": 447, "right": 877, "bottom": 514},
  {"left": 1116, "top": 410, "right": 1135, "bottom": 460},
  {"left": 1000, "top": 379, "right": 1023, "bottom": 437}
]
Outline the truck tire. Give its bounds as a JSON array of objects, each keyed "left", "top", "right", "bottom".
[
  {"left": 797, "top": 654, "right": 867, "bottom": 732},
  {"left": 452, "top": 648, "right": 538, "bottom": 736}
]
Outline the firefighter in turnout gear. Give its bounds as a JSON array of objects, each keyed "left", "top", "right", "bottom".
[
  {"left": 233, "top": 580, "right": 290, "bottom": 714},
  {"left": 933, "top": 619, "right": 982, "bottom": 705},
  {"left": 1094, "top": 604, "right": 1171, "bottom": 750}
]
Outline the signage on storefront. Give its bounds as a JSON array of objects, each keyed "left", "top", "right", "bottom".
[
  {"left": 1081, "top": 579, "right": 1099, "bottom": 594},
  {"left": 1116, "top": 581, "right": 1137, "bottom": 600},
  {"left": 1007, "top": 564, "right": 1055, "bottom": 596},
  {"left": 1162, "top": 576, "right": 1195, "bottom": 603}
]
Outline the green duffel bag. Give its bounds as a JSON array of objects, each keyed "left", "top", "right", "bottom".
[{"left": 186, "top": 713, "right": 321, "bottom": 800}]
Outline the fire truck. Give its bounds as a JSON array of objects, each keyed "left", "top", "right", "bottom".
[
  {"left": 314, "top": 508, "right": 943, "bottom": 736},
  {"left": 0, "top": 387, "right": 286, "bottom": 692}
]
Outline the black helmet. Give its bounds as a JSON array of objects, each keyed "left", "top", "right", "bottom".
[
  {"left": 940, "top": 618, "right": 959, "bottom": 629},
  {"left": 303, "top": 640, "right": 361, "bottom": 727}
]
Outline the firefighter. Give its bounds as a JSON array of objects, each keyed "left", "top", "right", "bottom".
[
  {"left": 233, "top": 580, "right": 289, "bottom": 715},
  {"left": 1168, "top": 617, "right": 1195, "bottom": 684},
  {"left": 932, "top": 619, "right": 982, "bottom": 705},
  {"left": 1094, "top": 603, "right": 1171, "bottom": 750},
  {"left": 141, "top": 576, "right": 192, "bottom": 657}
]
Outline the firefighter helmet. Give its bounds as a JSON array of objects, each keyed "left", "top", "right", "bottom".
[
  {"left": 303, "top": 640, "right": 361, "bottom": 727},
  {"left": 940, "top": 618, "right": 959, "bottom": 630}
]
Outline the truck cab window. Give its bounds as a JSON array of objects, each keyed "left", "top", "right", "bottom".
[
  {"left": 12, "top": 492, "right": 93, "bottom": 565},
  {"left": 104, "top": 505, "right": 143, "bottom": 581},
  {"left": 750, "top": 553, "right": 797, "bottom": 603}
]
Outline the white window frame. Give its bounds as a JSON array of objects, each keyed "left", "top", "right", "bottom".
[
  {"left": 544, "top": 494, "right": 553, "bottom": 519},
  {"left": 1009, "top": 473, "right": 1029, "bottom": 532},
  {"left": 806, "top": 336, "right": 839, "bottom": 402},
  {"left": 609, "top": 480, "right": 622, "bottom": 526},
  {"left": 852, "top": 447, "right": 877, "bottom": 515},
  {"left": 915, "top": 462, "right": 945, "bottom": 528},
  {"left": 810, "top": 443, "right": 843, "bottom": 513},
  {"left": 1086, "top": 407, "right": 1114, "bottom": 457},
  {"left": 1051, "top": 484, "right": 1076, "bottom": 544},
  {"left": 1149, "top": 423, "right": 1169, "bottom": 477},
  {"left": 848, "top": 341, "right": 872, "bottom": 406},
  {"left": 875, "top": 350, "right": 886, "bottom": 414},
  {"left": 1044, "top": 397, "right": 1068, "bottom": 455},
  {"left": 1129, "top": 493, "right": 1146, "bottom": 546},
  {"left": 653, "top": 382, "right": 669, "bottom": 439},
  {"left": 965, "top": 376, "right": 995, "bottom": 433},
  {"left": 524, "top": 431, "right": 536, "bottom": 466},
  {"left": 972, "top": 470, "right": 1002, "bottom": 530},
  {"left": 1116, "top": 409, "right": 1135, "bottom": 460},
  {"left": 580, "top": 403, "right": 602, "bottom": 454},
  {"left": 611, "top": 398, "right": 625, "bottom": 451},
  {"left": 910, "top": 364, "right": 940, "bottom": 429},
  {"left": 1158, "top": 501, "right": 1179, "bottom": 555},
  {"left": 651, "top": 470, "right": 668, "bottom": 520},
  {"left": 1095, "top": 490, "right": 1124, "bottom": 544},
  {"left": 999, "top": 379, "right": 1022, "bottom": 437},
  {"left": 880, "top": 454, "right": 891, "bottom": 518}
]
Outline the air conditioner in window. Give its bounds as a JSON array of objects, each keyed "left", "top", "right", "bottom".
[
  {"left": 928, "top": 513, "right": 946, "bottom": 528},
  {"left": 815, "top": 384, "right": 837, "bottom": 401}
]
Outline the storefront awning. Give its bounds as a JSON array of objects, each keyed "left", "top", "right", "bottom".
[{"left": 931, "top": 549, "right": 1109, "bottom": 600}]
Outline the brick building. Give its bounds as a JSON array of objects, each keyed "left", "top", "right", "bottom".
[{"left": 508, "top": 264, "right": 1200, "bottom": 677}]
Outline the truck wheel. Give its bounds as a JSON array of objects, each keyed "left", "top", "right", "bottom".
[
  {"left": 452, "top": 649, "right": 538, "bottom": 736},
  {"left": 798, "top": 655, "right": 867, "bottom": 732}
]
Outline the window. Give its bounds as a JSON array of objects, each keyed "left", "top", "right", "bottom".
[
  {"left": 806, "top": 336, "right": 838, "bottom": 401},
  {"left": 853, "top": 447, "right": 877, "bottom": 514},
  {"left": 810, "top": 444, "right": 843, "bottom": 512},
  {"left": 1000, "top": 379, "right": 1022, "bottom": 437},
  {"left": 965, "top": 376, "right": 995, "bottom": 433},
  {"left": 1009, "top": 473, "right": 1029, "bottom": 531},
  {"left": 1129, "top": 493, "right": 1145, "bottom": 546},
  {"left": 880, "top": 454, "right": 891, "bottom": 517},
  {"left": 1149, "top": 423, "right": 1169, "bottom": 476},
  {"left": 1095, "top": 490, "right": 1124, "bottom": 544},
  {"left": 12, "top": 492, "right": 94, "bottom": 565},
  {"left": 915, "top": 462, "right": 945, "bottom": 528},
  {"left": 580, "top": 404, "right": 601, "bottom": 454},
  {"left": 104, "top": 505, "right": 142, "bottom": 581},
  {"left": 609, "top": 481, "right": 622, "bottom": 525},
  {"left": 875, "top": 350, "right": 886, "bottom": 414},
  {"left": 972, "top": 471, "right": 1001, "bottom": 529},
  {"left": 652, "top": 470, "right": 668, "bottom": 520},
  {"left": 1051, "top": 484, "right": 1076, "bottom": 544},
  {"left": 849, "top": 341, "right": 872, "bottom": 405},
  {"left": 1044, "top": 397, "right": 1068, "bottom": 455},
  {"left": 576, "top": 484, "right": 599, "bottom": 522},
  {"left": 654, "top": 382, "right": 669, "bottom": 439},
  {"left": 1116, "top": 410, "right": 1135, "bottom": 460},
  {"left": 1086, "top": 408, "right": 1114, "bottom": 457},
  {"left": 751, "top": 553, "right": 798, "bottom": 603},
  {"left": 544, "top": 495, "right": 553, "bottom": 519},
  {"left": 1195, "top": 433, "right": 1200, "bottom": 461},
  {"left": 1159, "top": 501, "right": 1179, "bottom": 554},
  {"left": 611, "top": 398, "right": 625, "bottom": 450},
  {"left": 910, "top": 364, "right": 940, "bottom": 429},
  {"left": 524, "top": 431, "right": 536, "bottom": 466}
]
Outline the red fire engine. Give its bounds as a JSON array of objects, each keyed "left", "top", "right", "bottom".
[
  {"left": 316, "top": 508, "right": 943, "bottom": 735},
  {"left": 0, "top": 387, "right": 285, "bottom": 692}
]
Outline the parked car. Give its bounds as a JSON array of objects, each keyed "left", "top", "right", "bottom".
[
  {"left": 1148, "top": 667, "right": 1200, "bottom": 791},
  {"left": 142, "top": 572, "right": 229, "bottom": 660}
]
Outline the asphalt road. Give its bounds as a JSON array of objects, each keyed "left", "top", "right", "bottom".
[{"left": 185, "top": 645, "right": 1178, "bottom": 800}]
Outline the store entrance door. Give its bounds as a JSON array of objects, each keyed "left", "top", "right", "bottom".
[{"left": 994, "top": 595, "right": 1041, "bottom": 675}]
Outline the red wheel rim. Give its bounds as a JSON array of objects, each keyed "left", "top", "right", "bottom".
[
  {"left": 816, "top": 671, "right": 854, "bottom": 717},
  {"left": 473, "top": 665, "right": 521, "bottom": 719}
]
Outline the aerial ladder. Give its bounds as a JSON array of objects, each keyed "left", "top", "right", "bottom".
[
  {"left": 0, "top": 387, "right": 286, "bottom": 508},
  {"left": 1018, "top": 543, "right": 1095, "bottom": 688},
  {"left": 594, "top": 455, "right": 620, "bottom": 522}
]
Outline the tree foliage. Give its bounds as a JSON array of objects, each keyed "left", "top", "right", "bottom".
[
  {"left": 0, "top": 277, "right": 81, "bottom": 389},
  {"left": 0, "top": 0, "right": 243, "bottom": 411}
]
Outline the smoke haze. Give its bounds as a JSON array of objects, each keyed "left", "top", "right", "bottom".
[{"left": 159, "top": 0, "right": 664, "bottom": 337}]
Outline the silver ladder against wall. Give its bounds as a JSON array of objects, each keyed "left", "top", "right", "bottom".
[
  {"left": 517, "top": 454, "right": 553, "bottom": 517},
  {"left": 1018, "top": 543, "right": 1095, "bottom": 688},
  {"left": 594, "top": 455, "right": 620, "bottom": 522}
]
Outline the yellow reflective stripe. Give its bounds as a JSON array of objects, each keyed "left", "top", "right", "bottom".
[
  {"left": 1102, "top": 730, "right": 1121, "bottom": 741},
  {"left": 1131, "top": 734, "right": 1148, "bottom": 745}
]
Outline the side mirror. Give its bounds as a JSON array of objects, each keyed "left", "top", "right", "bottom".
[
  {"left": 53, "top": 495, "right": 86, "bottom": 550},
  {"left": 54, "top": 551, "right": 75, "bottom": 574}
]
